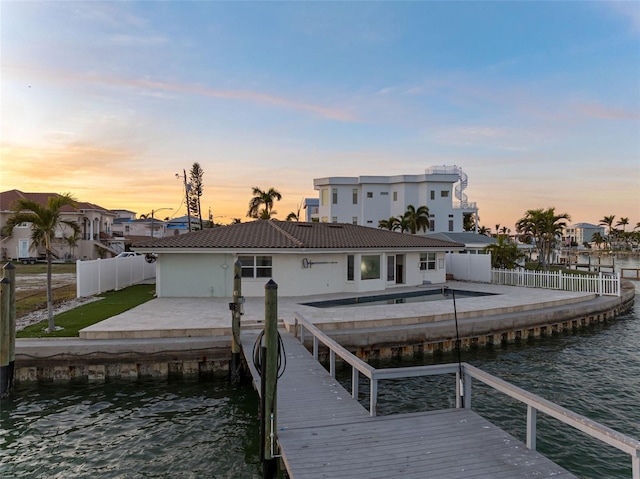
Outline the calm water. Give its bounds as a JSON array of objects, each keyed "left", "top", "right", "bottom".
[{"left": 1, "top": 257, "right": 639, "bottom": 478}]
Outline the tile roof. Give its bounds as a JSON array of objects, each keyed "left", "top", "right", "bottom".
[
  {"left": 427, "top": 232, "right": 497, "bottom": 246},
  {"left": 0, "top": 189, "right": 112, "bottom": 214},
  {"left": 133, "top": 220, "right": 465, "bottom": 250}
]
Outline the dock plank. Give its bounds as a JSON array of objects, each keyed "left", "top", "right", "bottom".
[{"left": 241, "top": 330, "right": 577, "bottom": 479}]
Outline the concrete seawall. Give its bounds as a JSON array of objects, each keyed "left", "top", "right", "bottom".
[
  {"left": 321, "top": 282, "right": 635, "bottom": 360},
  {"left": 12, "top": 281, "right": 636, "bottom": 383}
]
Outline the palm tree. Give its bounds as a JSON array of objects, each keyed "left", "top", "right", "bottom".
[
  {"left": 515, "top": 207, "right": 570, "bottom": 269},
  {"left": 485, "top": 235, "right": 526, "bottom": 269},
  {"left": 3, "top": 193, "right": 79, "bottom": 331},
  {"left": 599, "top": 215, "right": 616, "bottom": 249},
  {"left": 247, "top": 187, "right": 282, "bottom": 219},
  {"left": 478, "top": 226, "right": 491, "bottom": 236},
  {"left": 378, "top": 217, "right": 399, "bottom": 231},
  {"left": 402, "top": 205, "right": 429, "bottom": 234},
  {"left": 600, "top": 215, "right": 616, "bottom": 234},
  {"left": 286, "top": 198, "right": 304, "bottom": 222},
  {"left": 616, "top": 217, "right": 630, "bottom": 249},
  {"left": 616, "top": 217, "right": 629, "bottom": 232},
  {"left": 591, "top": 232, "right": 605, "bottom": 250}
]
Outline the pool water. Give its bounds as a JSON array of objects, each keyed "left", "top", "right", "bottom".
[{"left": 302, "top": 287, "right": 495, "bottom": 308}]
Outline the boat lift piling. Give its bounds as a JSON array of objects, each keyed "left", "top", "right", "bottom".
[
  {"left": 229, "top": 260, "right": 243, "bottom": 384},
  {"left": 261, "top": 279, "right": 279, "bottom": 479},
  {"left": 1, "top": 262, "right": 16, "bottom": 399}
]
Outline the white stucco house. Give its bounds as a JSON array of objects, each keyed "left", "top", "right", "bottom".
[
  {"left": 133, "top": 220, "right": 464, "bottom": 298},
  {"left": 313, "top": 165, "right": 478, "bottom": 233}
]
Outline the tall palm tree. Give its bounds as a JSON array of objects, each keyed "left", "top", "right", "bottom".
[
  {"left": 3, "top": 193, "right": 79, "bottom": 331},
  {"left": 616, "top": 217, "right": 629, "bottom": 232},
  {"left": 515, "top": 207, "right": 570, "bottom": 269},
  {"left": 402, "top": 205, "right": 429, "bottom": 234},
  {"left": 599, "top": 215, "right": 616, "bottom": 249},
  {"left": 247, "top": 187, "right": 282, "bottom": 219}
]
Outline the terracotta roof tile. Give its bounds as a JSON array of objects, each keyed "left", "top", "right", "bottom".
[
  {"left": 0, "top": 189, "right": 112, "bottom": 214},
  {"left": 133, "top": 220, "right": 464, "bottom": 250}
]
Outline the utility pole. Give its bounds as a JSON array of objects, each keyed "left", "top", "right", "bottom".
[{"left": 176, "top": 170, "right": 192, "bottom": 233}]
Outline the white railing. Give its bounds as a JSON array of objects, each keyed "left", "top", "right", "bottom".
[
  {"left": 492, "top": 268, "right": 620, "bottom": 296},
  {"left": 293, "top": 313, "right": 640, "bottom": 478},
  {"left": 76, "top": 256, "right": 156, "bottom": 297}
]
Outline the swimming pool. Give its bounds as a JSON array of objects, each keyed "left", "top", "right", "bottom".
[{"left": 301, "top": 288, "right": 496, "bottom": 308}]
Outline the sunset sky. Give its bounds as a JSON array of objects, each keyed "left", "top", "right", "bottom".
[{"left": 2, "top": 1, "right": 639, "bottom": 230}]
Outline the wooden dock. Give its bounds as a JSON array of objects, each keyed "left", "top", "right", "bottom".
[{"left": 241, "top": 331, "right": 578, "bottom": 478}]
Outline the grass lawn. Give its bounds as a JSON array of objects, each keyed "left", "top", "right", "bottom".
[
  {"left": 17, "top": 284, "right": 157, "bottom": 338},
  {"left": 13, "top": 262, "right": 76, "bottom": 275}
]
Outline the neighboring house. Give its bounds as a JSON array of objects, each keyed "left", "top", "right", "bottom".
[
  {"left": 112, "top": 217, "right": 168, "bottom": 239},
  {"left": 426, "top": 232, "right": 496, "bottom": 254},
  {"left": 166, "top": 215, "right": 201, "bottom": 235},
  {"left": 313, "top": 165, "right": 478, "bottom": 233},
  {"left": 303, "top": 198, "right": 319, "bottom": 222},
  {"left": 133, "top": 220, "right": 464, "bottom": 298},
  {"left": 0, "top": 189, "right": 120, "bottom": 261},
  {"left": 562, "top": 223, "right": 605, "bottom": 246}
]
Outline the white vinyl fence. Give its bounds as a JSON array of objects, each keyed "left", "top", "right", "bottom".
[
  {"left": 491, "top": 269, "right": 620, "bottom": 297},
  {"left": 77, "top": 256, "right": 156, "bottom": 298},
  {"left": 446, "top": 253, "right": 492, "bottom": 283}
]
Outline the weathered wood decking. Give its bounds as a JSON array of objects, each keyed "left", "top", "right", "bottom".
[{"left": 241, "top": 331, "right": 577, "bottom": 478}]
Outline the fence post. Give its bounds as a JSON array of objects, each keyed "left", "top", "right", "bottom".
[
  {"left": 370, "top": 377, "right": 378, "bottom": 417},
  {"left": 527, "top": 405, "right": 537, "bottom": 450},
  {"left": 598, "top": 272, "right": 603, "bottom": 297},
  {"left": 76, "top": 259, "right": 81, "bottom": 297}
]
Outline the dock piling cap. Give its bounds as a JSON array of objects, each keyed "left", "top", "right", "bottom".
[{"left": 265, "top": 279, "right": 278, "bottom": 290}]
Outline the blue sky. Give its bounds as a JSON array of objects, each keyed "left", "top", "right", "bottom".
[{"left": 2, "top": 1, "right": 639, "bottom": 229}]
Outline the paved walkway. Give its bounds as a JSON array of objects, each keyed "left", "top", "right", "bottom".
[{"left": 77, "top": 281, "right": 595, "bottom": 340}]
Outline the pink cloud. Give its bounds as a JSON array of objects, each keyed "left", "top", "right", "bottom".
[{"left": 572, "top": 101, "right": 640, "bottom": 121}]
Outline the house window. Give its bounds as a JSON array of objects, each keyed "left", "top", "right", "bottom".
[
  {"left": 441, "top": 190, "right": 449, "bottom": 197},
  {"left": 361, "top": 255, "right": 380, "bottom": 280},
  {"left": 449, "top": 220, "right": 454, "bottom": 231},
  {"left": 429, "top": 220, "right": 435, "bottom": 231},
  {"left": 321, "top": 189, "right": 328, "bottom": 206},
  {"left": 347, "top": 255, "right": 354, "bottom": 281},
  {"left": 125, "top": 225, "right": 130, "bottom": 233},
  {"left": 352, "top": 217, "right": 358, "bottom": 225},
  {"left": 387, "top": 255, "right": 395, "bottom": 281},
  {"left": 352, "top": 189, "right": 358, "bottom": 204},
  {"left": 430, "top": 191, "right": 435, "bottom": 200},
  {"left": 332, "top": 216, "right": 338, "bottom": 223},
  {"left": 420, "top": 253, "right": 436, "bottom": 271},
  {"left": 366, "top": 192, "right": 373, "bottom": 198},
  {"left": 332, "top": 188, "right": 338, "bottom": 204},
  {"left": 380, "top": 192, "right": 388, "bottom": 196},
  {"left": 321, "top": 216, "right": 328, "bottom": 223},
  {"left": 238, "top": 255, "right": 272, "bottom": 278},
  {"left": 17, "top": 222, "right": 29, "bottom": 228},
  {"left": 393, "top": 192, "right": 398, "bottom": 201}
]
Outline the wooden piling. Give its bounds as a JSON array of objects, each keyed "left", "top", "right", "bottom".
[
  {"left": 230, "top": 260, "right": 243, "bottom": 384},
  {"left": 0, "top": 277, "right": 10, "bottom": 398},
  {"left": 4, "top": 264, "right": 16, "bottom": 390},
  {"left": 263, "top": 279, "right": 279, "bottom": 478}
]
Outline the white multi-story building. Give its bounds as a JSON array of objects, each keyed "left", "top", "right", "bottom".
[
  {"left": 562, "top": 223, "right": 605, "bottom": 246},
  {"left": 313, "top": 166, "right": 478, "bottom": 233}
]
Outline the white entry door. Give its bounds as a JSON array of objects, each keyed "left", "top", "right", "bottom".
[{"left": 18, "top": 239, "right": 30, "bottom": 258}]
